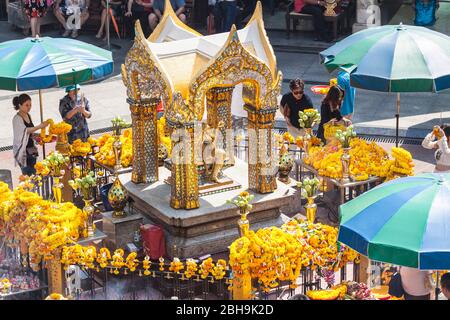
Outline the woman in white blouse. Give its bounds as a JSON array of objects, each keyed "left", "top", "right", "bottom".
[{"left": 422, "top": 125, "right": 450, "bottom": 172}]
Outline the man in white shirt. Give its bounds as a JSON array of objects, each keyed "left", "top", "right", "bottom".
[{"left": 400, "top": 266, "right": 433, "bottom": 300}]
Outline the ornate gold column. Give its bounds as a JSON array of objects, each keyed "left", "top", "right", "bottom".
[
  {"left": 206, "top": 86, "right": 234, "bottom": 154},
  {"left": 170, "top": 125, "right": 185, "bottom": 209},
  {"left": 232, "top": 271, "right": 252, "bottom": 300},
  {"left": 128, "top": 98, "right": 159, "bottom": 184},
  {"left": 245, "top": 104, "right": 277, "bottom": 194},
  {"left": 47, "top": 251, "right": 64, "bottom": 294},
  {"left": 169, "top": 125, "right": 199, "bottom": 210},
  {"left": 185, "top": 127, "right": 200, "bottom": 209}
]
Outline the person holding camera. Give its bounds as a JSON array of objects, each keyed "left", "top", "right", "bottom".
[
  {"left": 422, "top": 124, "right": 450, "bottom": 172},
  {"left": 59, "top": 84, "right": 92, "bottom": 144}
]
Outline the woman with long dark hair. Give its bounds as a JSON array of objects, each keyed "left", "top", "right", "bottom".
[
  {"left": 12, "top": 94, "right": 50, "bottom": 176},
  {"left": 317, "top": 85, "right": 352, "bottom": 143}
]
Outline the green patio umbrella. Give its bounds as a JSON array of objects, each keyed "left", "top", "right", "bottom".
[
  {"left": 338, "top": 173, "right": 450, "bottom": 299},
  {"left": 0, "top": 36, "right": 113, "bottom": 155},
  {"left": 320, "top": 24, "right": 450, "bottom": 146}
]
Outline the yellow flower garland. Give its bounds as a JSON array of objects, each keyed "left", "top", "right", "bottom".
[
  {"left": 169, "top": 258, "right": 184, "bottom": 273},
  {"left": 228, "top": 219, "right": 359, "bottom": 292}
]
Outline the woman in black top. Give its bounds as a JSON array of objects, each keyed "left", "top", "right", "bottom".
[{"left": 317, "top": 85, "right": 352, "bottom": 143}]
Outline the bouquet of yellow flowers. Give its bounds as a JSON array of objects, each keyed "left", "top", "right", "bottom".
[
  {"left": 184, "top": 258, "right": 198, "bottom": 279},
  {"left": 94, "top": 129, "right": 133, "bottom": 168},
  {"left": 299, "top": 108, "right": 321, "bottom": 128},
  {"left": 199, "top": 257, "right": 214, "bottom": 279},
  {"left": 282, "top": 132, "right": 294, "bottom": 144},
  {"left": 69, "top": 139, "right": 92, "bottom": 157},
  {"left": 45, "top": 293, "right": 69, "bottom": 300},
  {"left": 324, "top": 123, "right": 346, "bottom": 141},
  {"left": 39, "top": 119, "right": 55, "bottom": 145},
  {"left": 49, "top": 121, "right": 72, "bottom": 135},
  {"left": 87, "top": 137, "right": 98, "bottom": 147},
  {"left": 1, "top": 278, "right": 12, "bottom": 293}
]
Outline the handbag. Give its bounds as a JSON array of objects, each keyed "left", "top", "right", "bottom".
[
  {"left": 388, "top": 272, "right": 405, "bottom": 298},
  {"left": 26, "top": 145, "right": 39, "bottom": 158}
]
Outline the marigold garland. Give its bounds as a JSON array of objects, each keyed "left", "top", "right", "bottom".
[
  {"left": 229, "top": 219, "right": 359, "bottom": 292},
  {"left": 184, "top": 259, "right": 198, "bottom": 279},
  {"left": 169, "top": 258, "right": 184, "bottom": 273},
  {"left": 39, "top": 119, "right": 55, "bottom": 144},
  {"left": 49, "top": 121, "right": 72, "bottom": 135},
  {"left": 125, "top": 252, "right": 139, "bottom": 272},
  {"left": 304, "top": 138, "right": 413, "bottom": 182},
  {"left": 69, "top": 139, "right": 92, "bottom": 157},
  {"left": 111, "top": 249, "right": 125, "bottom": 274},
  {"left": 143, "top": 256, "right": 152, "bottom": 276},
  {"left": 0, "top": 182, "right": 84, "bottom": 270},
  {"left": 199, "top": 258, "right": 214, "bottom": 279}
]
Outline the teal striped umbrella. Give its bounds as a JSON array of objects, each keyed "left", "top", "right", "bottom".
[
  {"left": 0, "top": 36, "right": 113, "bottom": 91},
  {"left": 338, "top": 173, "right": 450, "bottom": 270},
  {"left": 0, "top": 36, "right": 113, "bottom": 156},
  {"left": 319, "top": 24, "right": 450, "bottom": 92},
  {"left": 319, "top": 24, "right": 450, "bottom": 146}
]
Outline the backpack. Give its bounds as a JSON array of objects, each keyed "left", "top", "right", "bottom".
[
  {"left": 415, "top": 0, "right": 437, "bottom": 26},
  {"left": 388, "top": 272, "right": 405, "bottom": 298}
]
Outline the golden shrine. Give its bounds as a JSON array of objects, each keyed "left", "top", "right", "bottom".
[{"left": 121, "top": 1, "right": 283, "bottom": 210}]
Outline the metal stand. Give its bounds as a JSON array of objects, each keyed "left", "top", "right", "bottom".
[{"left": 101, "top": 0, "right": 121, "bottom": 51}]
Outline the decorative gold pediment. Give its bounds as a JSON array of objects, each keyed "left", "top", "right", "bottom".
[
  {"left": 188, "top": 25, "right": 276, "bottom": 121},
  {"left": 122, "top": 21, "right": 174, "bottom": 108}
]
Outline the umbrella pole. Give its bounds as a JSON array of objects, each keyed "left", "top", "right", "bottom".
[
  {"left": 39, "top": 89, "right": 46, "bottom": 158},
  {"left": 395, "top": 93, "right": 400, "bottom": 147},
  {"left": 106, "top": 0, "right": 110, "bottom": 51},
  {"left": 435, "top": 271, "right": 440, "bottom": 300}
]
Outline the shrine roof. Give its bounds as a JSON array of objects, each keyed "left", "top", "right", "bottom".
[{"left": 140, "top": 1, "right": 277, "bottom": 98}]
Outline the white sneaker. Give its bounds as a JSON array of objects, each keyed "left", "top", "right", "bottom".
[{"left": 71, "top": 30, "right": 78, "bottom": 38}]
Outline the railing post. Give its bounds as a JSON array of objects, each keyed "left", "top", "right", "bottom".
[{"left": 232, "top": 271, "right": 252, "bottom": 300}]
